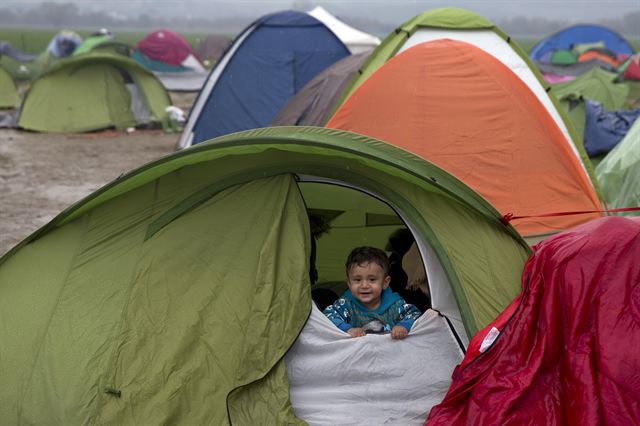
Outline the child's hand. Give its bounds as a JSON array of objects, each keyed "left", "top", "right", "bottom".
[
  {"left": 348, "top": 327, "right": 366, "bottom": 338},
  {"left": 391, "top": 325, "right": 409, "bottom": 339}
]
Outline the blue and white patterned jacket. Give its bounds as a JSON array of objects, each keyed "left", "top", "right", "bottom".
[{"left": 323, "top": 287, "right": 422, "bottom": 332}]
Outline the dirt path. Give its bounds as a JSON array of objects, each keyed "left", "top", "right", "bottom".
[{"left": 0, "top": 128, "right": 180, "bottom": 256}]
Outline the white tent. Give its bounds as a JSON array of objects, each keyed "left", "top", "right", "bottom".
[{"left": 308, "top": 6, "right": 380, "bottom": 53}]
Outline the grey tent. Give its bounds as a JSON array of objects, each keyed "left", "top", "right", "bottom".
[
  {"left": 271, "top": 51, "right": 370, "bottom": 127},
  {"left": 196, "top": 34, "right": 232, "bottom": 66}
]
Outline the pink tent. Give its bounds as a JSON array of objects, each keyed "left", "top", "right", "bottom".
[{"left": 137, "top": 29, "right": 201, "bottom": 66}]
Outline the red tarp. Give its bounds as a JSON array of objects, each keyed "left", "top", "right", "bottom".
[
  {"left": 427, "top": 216, "right": 640, "bottom": 425},
  {"left": 137, "top": 29, "right": 195, "bottom": 65}
]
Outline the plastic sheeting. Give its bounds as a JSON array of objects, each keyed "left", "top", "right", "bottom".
[
  {"left": 286, "top": 305, "right": 464, "bottom": 425},
  {"left": 584, "top": 99, "right": 640, "bottom": 157},
  {"left": 427, "top": 216, "right": 640, "bottom": 425}
]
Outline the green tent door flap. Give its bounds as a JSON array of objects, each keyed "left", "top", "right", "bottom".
[{"left": 0, "top": 174, "right": 311, "bottom": 425}]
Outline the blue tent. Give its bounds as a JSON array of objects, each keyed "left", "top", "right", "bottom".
[
  {"left": 530, "top": 25, "right": 635, "bottom": 63},
  {"left": 179, "top": 10, "right": 350, "bottom": 148}
]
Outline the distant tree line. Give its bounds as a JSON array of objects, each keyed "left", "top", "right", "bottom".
[{"left": 0, "top": 2, "right": 637, "bottom": 38}]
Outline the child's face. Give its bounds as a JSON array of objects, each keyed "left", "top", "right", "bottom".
[{"left": 347, "top": 261, "right": 391, "bottom": 310}]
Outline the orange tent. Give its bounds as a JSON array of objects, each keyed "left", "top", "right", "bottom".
[
  {"left": 578, "top": 50, "right": 620, "bottom": 67},
  {"left": 327, "top": 40, "right": 602, "bottom": 239}
]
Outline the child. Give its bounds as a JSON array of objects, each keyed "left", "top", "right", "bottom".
[{"left": 323, "top": 246, "right": 422, "bottom": 339}]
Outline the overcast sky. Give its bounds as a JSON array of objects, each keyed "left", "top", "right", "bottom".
[{"left": 2, "top": 1, "right": 639, "bottom": 26}]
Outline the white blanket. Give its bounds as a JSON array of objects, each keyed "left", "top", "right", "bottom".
[{"left": 285, "top": 306, "right": 464, "bottom": 425}]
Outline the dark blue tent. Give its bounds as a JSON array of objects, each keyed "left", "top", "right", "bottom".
[
  {"left": 530, "top": 25, "right": 635, "bottom": 63},
  {"left": 179, "top": 10, "right": 349, "bottom": 147},
  {"left": 584, "top": 100, "right": 640, "bottom": 157}
]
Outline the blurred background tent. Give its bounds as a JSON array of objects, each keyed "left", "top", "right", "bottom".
[
  {"left": 551, "top": 67, "right": 639, "bottom": 165},
  {"left": 595, "top": 119, "right": 640, "bottom": 213},
  {"left": 270, "top": 51, "right": 370, "bottom": 127},
  {"left": 530, "top": 24, "right": 635, "bottom": 64},
  {"left": 178, "top": 10, "right": 350, "bottom": 148},
  {"left": 307, "top": 6, "right": 380, "bottom": 53},
  {"left": 73, "top": 29, "right": 132, "bottom": 57},
  {"left": 18, "top": 52, "right": 171, "bottom": 133},
  {"left": 0, "top": 64, "right": 19, "bottom": 109},
  {"left": 134, "top": 29, "right": 204, "bottom": 72},
  {"left": 328, "top": 40, "right": 603, "bottom": 243},
  {"left": 582, "top": 100, "right": 640, "bottom": 158},
  {"left": 133, "top": 29, "right": 207, "bottom": 91},
  {"left": 195, "top": 34, "right": 232, "bottom": 66},
  {"left": 552, "top": 68, "right": 630, "bottom": 138}
]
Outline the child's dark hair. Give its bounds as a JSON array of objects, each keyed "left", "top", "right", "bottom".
[{"left": 345, "top": 246, "right": 390, "bottom": 275}]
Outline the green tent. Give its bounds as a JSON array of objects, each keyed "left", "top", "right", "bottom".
[
  {"left": 0, "top": 127, "right": 530, "bottom": 424},
  {"left": 550, "top": 49, "right": 577, "bottom": 65},
  {"left": 73, "top": 35, "right": 132, "bottom": 57},
  {"left": 18, "top": 52, "right": 171, "bottom": 133},
  {"left": 553, "top": 68, "right": 630, "bottom": 142},
  {"left": 334, "top": 7, "right": 597, "bottom": 194},
  {"left": 0, "top": 64, "right": 19, "bottom": 108},
  {"left": 595, "top": 118, "right": 640, "bottom": 213}
]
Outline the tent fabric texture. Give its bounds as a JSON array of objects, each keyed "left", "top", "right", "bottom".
[
  {"left": 179, "top": 10, "right": 350, "bottom": 148},
  {"left": 328, "top": 40, "right": 603, "bottom": 239},
  {"left": 595, "top": 118, "right": 640, "bottom": 212},
  {"left": 336, "top": 7, "right": 596, "bottom": 192},
  {"left": 0, "top": 65, "right": 19, "bottom": 108},
  {"left": 0, "top": 126, "right": 531, "bottom": 424},
  {"left": 136, "top": 29, "right": 203, "bottom": 71},
  {"left": 270, "top": 51, "right": 370, "bottom": 127},
  {"left": 583, "top": 99, "right": 640, "bottom": 157},
  {"left": 18, "top": 52, "right": 171, "bottom": 133},
  {"left": 307, "top": 6, "right": 381, "bottom": 53},
  {"left": 426, "top": 216, "right": 640, "bottom": 426},
  {"left": 530, "top": 24, "right": 635, "bottom": 63}
]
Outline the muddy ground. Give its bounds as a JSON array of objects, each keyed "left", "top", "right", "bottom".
[{"left": 0, "top": 91, "right": 196, "bottom": 257}]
